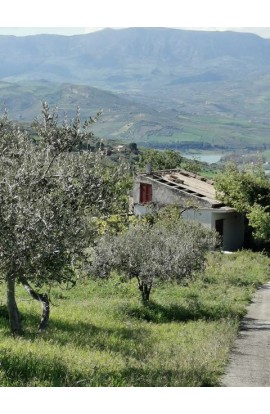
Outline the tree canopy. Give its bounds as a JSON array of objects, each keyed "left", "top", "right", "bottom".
[
  {"left": 90, "top": 218, "right": 217, "bottom": 301},
  {"left": 138, "top": 149, "right": 183, "bottom": 171},
  {"left": 0, "top": 103, "right": 130, "bottom": 333},
  {"left": 215, "top": 163, "right": 270, "bottom": 244}
]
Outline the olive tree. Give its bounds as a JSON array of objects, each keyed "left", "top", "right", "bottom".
[
  {"left": 90, "top": 220, "right": 217, "bottom": 301},
  {"left": 0, "top": 103, "right": 129, "bottom": 334}
]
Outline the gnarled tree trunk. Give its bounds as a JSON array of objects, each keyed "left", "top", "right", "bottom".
[
  {"left": 138, "top": 279, "right": 152, "bottom": 302},
  {"left": 6, "top": 277, "right": 22, "bottom": 335},
  {"left": 21, "top": 279, "right": 50, "bottom": 332}
]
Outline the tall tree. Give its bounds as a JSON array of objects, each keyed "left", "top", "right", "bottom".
[
  {"left": 0, "top": 103, "right": 129, "bottom": 334},
  {"left": 215, "top": 163, "right": 270, "bottom": 244}
]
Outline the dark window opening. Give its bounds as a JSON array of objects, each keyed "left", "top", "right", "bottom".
[
  {"left": 140, "top": 183, "right": 152, "bottom": 203},
  {"left": 215, "top": 219, "right": 224, "bottom": 238}
]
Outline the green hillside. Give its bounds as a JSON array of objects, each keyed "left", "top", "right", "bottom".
[
  {"left": 1, "top": 28, "right": 270, "bottom": 151},
  {"left": 1, "top": 79, "right": 270, "bottom": 152}
]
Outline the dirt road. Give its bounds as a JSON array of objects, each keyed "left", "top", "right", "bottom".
[{"left": 222, "top": 282, "right": 270, "bottom": 387}]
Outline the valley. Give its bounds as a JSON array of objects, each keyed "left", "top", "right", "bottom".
[{"left": 0, "top": 28, "right": 270, "bottom": 159}]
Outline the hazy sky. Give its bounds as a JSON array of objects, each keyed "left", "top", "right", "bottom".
[
  {"left": 1, "top": 0, "right": 269, "bottom": 38},
  {"left": 0, "top": 27, "right": 270, "bottom": 38}
]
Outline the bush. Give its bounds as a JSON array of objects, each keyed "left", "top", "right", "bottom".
[{"left": 90, "top": 219, "right": 217, "bottom": 301}]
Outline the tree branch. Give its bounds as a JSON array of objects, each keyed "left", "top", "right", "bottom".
[{"left": 20, "top": 278, "right": 50, "bottom": 332}]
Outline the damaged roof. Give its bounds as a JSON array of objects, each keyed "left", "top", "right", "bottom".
[{"left": 138, "top": 169, "right": 226, "bottom": 208}]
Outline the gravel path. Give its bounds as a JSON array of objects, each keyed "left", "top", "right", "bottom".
[{"left": 222, "top": 282, "right": 270, "bottom": 387}]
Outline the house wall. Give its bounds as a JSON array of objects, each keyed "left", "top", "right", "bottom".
[
  {"left": 181, "top": 209, "right": 212, "bottom": 229},
  {"left": 133, "top": 176, "right": 207, "bottom": 208},
  {"left": 211, "top": 211, "right": 245, "bottom": 251},
  {"left": 182, "top": 209, "right": 245, "bottom": 251},
  {"left": 134, "top": 204, "right": 153, "bottom": 216},
  {"left": 133, "top": 176, "right": 245, "bottom": 251}
]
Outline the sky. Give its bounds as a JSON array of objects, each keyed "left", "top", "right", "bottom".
[
  {"left": 0, "top": 27, "right": 270, "bottom": 38},
  {"left": 0, "top": 0, "right": 270, "bottom": 38}
]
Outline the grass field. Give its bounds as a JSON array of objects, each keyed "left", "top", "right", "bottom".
[
  {"left": 133, "top": 114, "right": 270, "bottom": 150},
  {"left": 0, "top": 251, "right": 269, "bottom": 387}
]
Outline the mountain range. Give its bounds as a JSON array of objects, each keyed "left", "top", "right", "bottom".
[{"left": 1, "top": 28, "right": 270, "bottom": 151}]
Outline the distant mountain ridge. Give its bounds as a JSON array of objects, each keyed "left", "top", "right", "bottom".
[
  {"left": 1, "top": 28, "right": 270, "bottom": 90},
  {"left": 1, "top": 28, "right": 270, "bottom": 151}
]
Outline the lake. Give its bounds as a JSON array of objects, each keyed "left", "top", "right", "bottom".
[{"left": 183, "top": 153, "right": 223, "bottom": 164}]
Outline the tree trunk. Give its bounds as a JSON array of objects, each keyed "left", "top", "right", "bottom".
[
  {"left": 138, "top": 280, "right": 152, "bottom": 302},
  {"left": 21, "top": 279, "right": 50, "bottom": 332},
  {"left": 6, "top": 277, "right": 22, "bottom": 335}
]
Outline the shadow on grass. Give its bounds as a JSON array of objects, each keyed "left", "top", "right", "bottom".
[
  {"left": 125, "top": 300, "right": 242, "bottom": 323},
  {"left": 72, "top": 366, "right": 218, "bottom": 387},
  {"left": 0, "top": 348, "right": 218, "bottom": 387},
  {"left": 48, "top": 317, "right": 152, "bottom": 358},
  {"left": 0, "top": 347, "right": 85, "bottom": 386},
  {"left": 0, "top": 351, "right": 217, "bottom": 387},
  {"left": 102, "top": 366, "right": 218, "bottom": 387},
  {"left": 0, "top": 306, "right": 222, "bottom": 387},
  {"left": 1, "top": 309, "right": 153, "bottom": 360}
]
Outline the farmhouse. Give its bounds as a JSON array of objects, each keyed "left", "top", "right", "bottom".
[{"left": 133, "top": 169, "right": 245, "bottom": 251}]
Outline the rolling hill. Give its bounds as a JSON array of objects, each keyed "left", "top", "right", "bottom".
[{"left": 1, "top": 28, "right": 270, "bottom": 151}]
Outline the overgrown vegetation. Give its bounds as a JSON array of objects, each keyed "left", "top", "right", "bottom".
[
  {"left": 0, "top": 104, "right": 131, "bottom": 334},
  {"left": 215, "top": 163, "right": 270, "bottom": 245},
  {"left": 1, "top": 101, "right": 269, "bottom": 388},
  {"left": 0, "top": 251, "right": 269, "bottom": 386},
  {"left": 90, "top": 218, "right": 217, "bottom": 301}
]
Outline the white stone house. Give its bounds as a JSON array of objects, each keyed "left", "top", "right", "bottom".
[{"left": 133, "top": 169, "right": 245, "bottom": 251}]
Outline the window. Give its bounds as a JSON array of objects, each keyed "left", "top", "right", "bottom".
[{"left": 140, "top": 183, "right": 152, "bottom": 203}]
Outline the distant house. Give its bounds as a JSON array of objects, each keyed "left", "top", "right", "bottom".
[
  {"left": 116, "top": 145, "right": 125, "bottom": 152},
  {"left": 133, "top": 169, "right": 245, "bottom": 251}
]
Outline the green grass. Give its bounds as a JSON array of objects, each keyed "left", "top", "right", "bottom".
[
  {"left": 0, "top": 251, "right": 269, "bottom": 387},
  {"left": 133, "top": 112, "right": 270, "bottom": 151}
]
